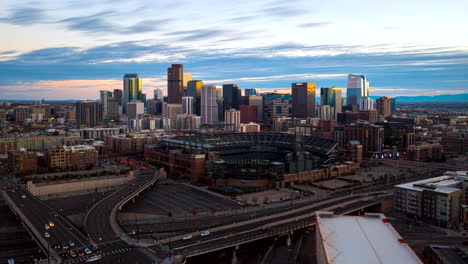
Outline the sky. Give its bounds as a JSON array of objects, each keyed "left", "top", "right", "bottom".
[{"left": 0, "top": 0, "right": 467, "bottom": 100}]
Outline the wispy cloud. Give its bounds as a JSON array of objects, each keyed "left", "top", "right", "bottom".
[
  {"left": 0, "top": 7, "right": 45, "bottom": 25},
  {"left": 298, "top": 22, "right": 329, "bottom": 28}
]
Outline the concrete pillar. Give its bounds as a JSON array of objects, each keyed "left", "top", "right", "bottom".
[
  {"left": 231, "top": 246, "right": 238, "bottom": 264},
  {"left": 286, "top": 233, "right": 291, "bottom": 247}
]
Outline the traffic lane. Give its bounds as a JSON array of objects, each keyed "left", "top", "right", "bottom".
[
  {"left": 7, "top": 188, "right": 89, "bottom": 253},
  {"left": 166, "top": 193, "right": 369, "bottom": 249},
  {"left": 176, "top": 199, "right": 385, "bottom": 256},
  {"left": 85, "top": 175, "right": 155, "bottom": 240}
]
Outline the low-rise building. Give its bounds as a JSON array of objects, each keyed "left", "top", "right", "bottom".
[
  {"left": 407, "top": 142, "right": 443, "bottom": 161},
  {"left": 47, "top": 145, "right": 98, "bottom": 170},
  {"left": 8, "top": 150, "right": 38, "bottom": 174},
  {"left": 394, "top": 175, "right": 464, "bottom": 227}
]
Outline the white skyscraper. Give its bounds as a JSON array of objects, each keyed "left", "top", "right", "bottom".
[
  {"left": 347, "top": 74, "right": 369, "bottom": 105},
  {"left": 359, "top": 97, "right": 374, "bottom": 110},
  {"left": 201, "top": 85, "right": 218, "bottom": 124},
  {"left": 224, "top": 108, "right": 241, "bottom": 131},
  {"left": 182, "top": 96, "right": 194, "bottom": 115},
  {"left": 153, "top": 89, "right": 163, "bottom": 101},
  {"left": 318, "top": 105, "right": 334, "bottom": 120}
]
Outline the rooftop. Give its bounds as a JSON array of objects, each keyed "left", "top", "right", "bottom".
[
  {"left": 428, "top": 245, "right": 468, "bottom": 264},
  {"left": 395, "top": 175, "right": 462, "bottom": 193},
  {"left": 316, "top": 212, "right": 422, "bottom": 264}
]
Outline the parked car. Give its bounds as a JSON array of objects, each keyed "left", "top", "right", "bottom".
[
  {"left": 200, "top": 231, "right": 210, "bottom": 236},
  {"left": 182, "top": 235, "right": 192, "bottom": 240},
  {"left": 44, "top": 232, "right": 50, "bottom": 238},
  {"left": 84, "top": 248, "right": 92, "bottom": 255}
]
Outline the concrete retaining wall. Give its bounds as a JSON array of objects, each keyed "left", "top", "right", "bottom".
[{"left": 27, "top": 171, "right": 135, "bottom": 198}]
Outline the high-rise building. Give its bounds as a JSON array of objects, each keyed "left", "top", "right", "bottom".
[
  {"left": 175, "top": 114, "right": 201, "bottom": 130},
  {"left": 113, "top": 89, "right": 123, "bottom": 106},
  {"left": 240, "top": 105, "right": 258, "bottom": 123},
  {"left": 347, "top": 74, "right": 368, "bottom": 105},
  {"left": 76, "top": 101, "right": 103, "bottom": 128},
  {"left": 343, "top": 122, "right": 383, "bottom": 157},
  {"left": 292, "top": 82, "right": 316, "bottom": 118},
  {"left": 245, "top": 88, "right": 260, "bottom": 96},
  {"left": 167, "top": 64, "right": 184, "bottom": 104},
  {"left": 141, "top": 93, "right": 147, "bottom": 108},
  {"left": 359, "top": 97, "right": 374, "bottom": 110},
  {"left": 223, "top": 84, "right": 241, "bottom": 110},
  {"left": 127, "top": 100, "right": 144, "bottom": 120},
  {"left": 187, "top": 80, "right": 203, "bottom": 115},
  {"left": 106, "top": 97, "right": 121, "bottom": 121},
  {"left": 224, "top": 109, "right": 241, "bottom": 131},
  {"left": 263, "top": 93, "right": 292, "bottom": 127},
  {"left": 182, "top": 96, "right": 194, "bottom": 115},
  {"left": 123, "top": 74, "right": 142, "bottom": 113},
  {"left": 153, "top": 89, "right": 163, "bottom": 101},
  {"left": 320, "top": 87, "right": 342, "bottom": 119},
  {"left": 201, "top": 84, "right": 218, "bottom": 124},
  {"left": 248, "top": 95, "right": 264, "bottom": 122},
  {"left": 99, "top": 90, "right": 113, "bottom": 118},
  {"left": 390, "top": 97, "right": 396, "bottom": 115},
  {"left": 377, "top": 96, "right": 392, "bottom": 117},
  {"left": 317, "top": 105, "right": 334, "bottom": 120}
]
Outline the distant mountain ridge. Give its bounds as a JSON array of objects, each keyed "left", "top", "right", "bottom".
[{"left": 370, "top": 93, "right": 468, "bottom": 103}]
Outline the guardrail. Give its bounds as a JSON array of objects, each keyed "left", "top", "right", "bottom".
[{"left": 0, "top": 191, "right": 61, "bottom": 263}]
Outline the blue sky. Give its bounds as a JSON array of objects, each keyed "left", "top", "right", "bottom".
[{"left": 0, "top": 0, "right": 467, "bottom": 100}]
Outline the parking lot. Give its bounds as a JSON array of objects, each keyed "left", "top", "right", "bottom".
[{"left": 122, "top": 183, "right": 242, "bottom": 216}]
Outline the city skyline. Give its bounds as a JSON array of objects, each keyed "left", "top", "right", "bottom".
[{"left": 0, "top": 0, "right": 467, "bottom": 100}]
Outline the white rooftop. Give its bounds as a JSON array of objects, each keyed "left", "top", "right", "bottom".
[
  {"left": 395, "top": 175, "right": 462, "bottom": 193},
  {"left": 316, "top": 212, "right": 422, "bottom": 264}
]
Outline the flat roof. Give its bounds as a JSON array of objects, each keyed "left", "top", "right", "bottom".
[
  {"left": 395, "top": 175, "right": 462, "bottom": 193},
  {"left": 316, "top": 212, "right": 422, "bottom": 264},
  {"left": 429, "top": 245, "right": 468, "bottom": 264}
]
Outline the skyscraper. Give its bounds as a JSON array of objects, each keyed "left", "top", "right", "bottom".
[
  {"left": 240, "top": 105, "right": 258, "bottom": 123},
  {"left": 153, "top": 89, "right": 163, "bottom": 101},
  {"left": 201, "top": 85, "right": 218, "bottom": 124},
  {"left": 223, "top": 84, "right": 241, "bottom": 110},
  {"left": 248, "top": 95, "right": 264, "bottom": 122},
  {"left": 182, "top": 96, "right": 194, "bottom": 115},
  {"left": 187, "top": 80, "right": 203, "bottom": 115},
  {"left": 245, "top": 88, "right": 260, "bottom": 96},
  {"left": 113, "top": 89, "right": 123, "bottom": 106},
  {"left": 292, "top": 82, "right": 316, "bottom": 118},
  {"left": 123, "top": 74, "right": 142, "bottom": 113},
  {"left": 167, "top": 64, "right": 184, "bottom": 104},
  {"left": 99, "top": 90, "right": 112, "bottom": 118},
  {"left": 320, "top": 87, "right": 342, "bottom": 119},
  {"left": 76, "top": 101, "right": 103, "bottom": 128},
  {"left": 377, "top": 96, "right": 392, "bottom": 117},
  {"left": 346, "top": 74, "right": 368, "bottom": 105},
  {"left": 224, "top": 109, "right": 240, "bottom": 131},
  {"left": 359, "top": 97, "right": 374, "bottom": 111}
]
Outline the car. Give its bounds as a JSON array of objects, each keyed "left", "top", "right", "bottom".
[
  {"left": 84, "top": 248, "right": 92, "bottom": 255},
  {"left": 200, "top": 231, "right": 210, "bottom": 236},
  {"left": 19, "top": 203, "right": 24, "bottom": 207},
  {"left": 70, "top": 251, "right": 77, "bottom": 258},
  {"left": 182, "top": 235, "right": 192, "bottom": 240},
  {"left": 44, "top": 232, "right": 50, "bottom": 238},
  {"left": 86, "top": 254, "right": 102, "bottom": 262},
  {"left": 78, "top": 250, "right": 85, "bottom": 256},
  {"left": 69, "top": 241, "right": 75, "bottom": 247},
  {"left": 52, "top": 242, "right": 60, "bottom": 249},
  {"left": 48, "top": 221, "right": 54, "bottom": 227},
  {"left": 62, "top": 244, "right": 69, "bottom": 250},
  {"left": 21, "top": 195, "right": 26, "bottom": 199}
]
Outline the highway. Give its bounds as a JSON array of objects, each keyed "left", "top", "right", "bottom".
[
  {"left": 82, "top": 172, "right": 161, "bottom": 264},
  {"left": 2, "top": 187, "right": 90, "bottom": 263},
  {"left": 151, "top": 192, "right": 389, "bottom": 258}
]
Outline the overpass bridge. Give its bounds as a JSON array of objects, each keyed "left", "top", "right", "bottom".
[
  {"left": 149, "top": 193, "right": 389, "bottom": 260},
  {"left": 1, "top": 188, "right": 90, "bottom": 263}
]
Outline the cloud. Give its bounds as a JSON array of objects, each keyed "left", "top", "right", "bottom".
[
  {"left": 0, "top": 50, "right": 17, "bottom": 55},
  {"left": 123, "top": 19, "right": 172, "bottom": 34},
  {"left": 166, "top": 29, "right": 226, "bottom": 42},
  {"left": 262, "top": 6, "right": 308, "bottom": 17},
  {"left": 298, "top": 22, "right": 329, "bottom": 28},
  {"left": 0, "top": 7, "right": 45, "bottom": 25},
  {"left": 59, "top": 12, "right": 116, "bottom": 34}
]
